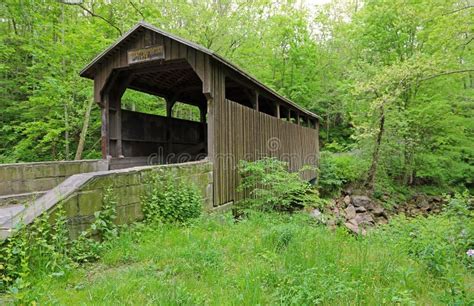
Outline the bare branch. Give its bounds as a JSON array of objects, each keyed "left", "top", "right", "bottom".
[
  {"left": 441, "top": 5, "right": 474, "bottom": 16},
  {"left": 421, "top": 69, "right": 474, "bottom": 82},
  {"left": 74, "top": 3, "right": 122, "bottom": 36},
  {"left": 129, "top": 0, "right": 145, "bottom": 20}
]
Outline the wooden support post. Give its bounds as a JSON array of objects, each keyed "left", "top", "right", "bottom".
[
  {"left": 252, "top": 90, "right": 259, "bottom": 111},
  {"left": 199, "top": 105, "right": 207, "bottom": 123},
  {"left": 166, "top": 99, "right": 175, "bottom": 117},
  {"left": 114, "top": 94, "right": 123, "bottom": 158},
  {"left": 100, "top": 95, "right": 109, "bottom": 159},
  {"left": 165, "top": 98, "right": 176, "bottom": 163},
  {"left": 287, "top": 109, "right": 291, "bottom": 122},
  {"left": 276, "top": 103, "right": 280, "bottom": 119},
  {"left": 297, "top": 113, "right": 301, "bottom": 125},
  {"left": 207, "top": 97, "right": 214, "bottom": 161}
]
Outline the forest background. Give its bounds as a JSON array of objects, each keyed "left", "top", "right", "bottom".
[{"left": 1, "top": 0, "right": 473, "bottom": 196}]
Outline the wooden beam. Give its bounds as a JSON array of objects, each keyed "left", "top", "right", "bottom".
[
  {"left": 112, "top": 73, "right": 134, "bottom": 158},
  {"left": 165, "top": 98, "right": 176, "bottom": 162},
  {"left": 276, "top": 103, "right": 280, "bottom": 119},
  {"left": 116, "top": 60, "right": 190, "bottom": 75},
  {"left": 199, "top": 105, "right": 207, "bottom": 123},
  {"left": 168, "top": 85, "right": 202, "bottom": 103},
  {"left": 253, "top": 90, "right": 259, "bottom": 111},
  {"left": 166, "top": 98, "right": 176, "bottom": 117},
  {"left": 101, "top": 93, "right": 110, "bottom": 159}
]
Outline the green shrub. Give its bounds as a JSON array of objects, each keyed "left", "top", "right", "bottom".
[
  {"left": 142, "top": 173, "right": 202, "bottom": 224},
  {"left": 237, "top": 157, "right": 321, "bottom": 211},
  {"left": 317, "top": 151, "right": 365, "bottom": 196}
]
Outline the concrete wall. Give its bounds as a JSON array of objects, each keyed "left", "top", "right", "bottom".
[
  {"left": 59, "top": 160, "right": 213, "bottom": 238},
  {"left": 0, "top": 160, "right": 109, "bottom": 196}
]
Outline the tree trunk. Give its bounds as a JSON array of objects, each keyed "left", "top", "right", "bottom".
[
  {"left": 75, "top": 97, "right": 94, "bottom": 160},
  {"left": 64, "top": 103, "right": 69, "bottom": 159},
  {"left": 365, "top": 105, "right": 385, "bottom": 193}
]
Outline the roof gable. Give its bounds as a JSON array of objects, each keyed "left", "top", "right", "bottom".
[{"left": 80, "top": 21, "right": 319, "bottom": 119}]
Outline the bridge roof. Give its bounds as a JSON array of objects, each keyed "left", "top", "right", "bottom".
[{"left": 80, "top": 21, "right": 320, "bottom": 120}]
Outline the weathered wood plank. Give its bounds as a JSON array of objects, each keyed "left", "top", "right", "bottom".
[{"left": 212, "top": 99, "right": 319, "bottom": 207}]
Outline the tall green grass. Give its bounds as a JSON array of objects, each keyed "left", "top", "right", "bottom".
[{"left": 15, "top": 212, "right": 473, "bottom": 305}]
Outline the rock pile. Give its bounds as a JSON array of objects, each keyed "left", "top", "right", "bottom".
[
  {"left": 396, "top": 194, "right": 443, "bottom": 217},
  {"left": 309, "top": 193, "right": 446, "bottom": 235},
  {"left": 310, "top": 195, "right": 389, "bottom": 235}
]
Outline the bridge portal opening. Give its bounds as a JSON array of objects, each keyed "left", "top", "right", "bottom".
[{"left": 105, "top": 59, "right": 208, "bottom": 169}]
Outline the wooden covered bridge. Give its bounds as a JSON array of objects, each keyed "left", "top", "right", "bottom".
[{"left": 80, "top": 22, "right": 320, "bottom": 208}]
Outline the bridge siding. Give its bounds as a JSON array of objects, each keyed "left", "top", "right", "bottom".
[{"left": 213, "top": 98, "right": 318, "bottom": 206}]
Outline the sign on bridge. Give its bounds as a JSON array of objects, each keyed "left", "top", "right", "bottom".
[{"left": 127, "top": 45, "right": 165, "bottom": 64}]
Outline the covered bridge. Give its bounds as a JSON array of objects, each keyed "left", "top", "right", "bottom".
[{"left": 80, "top": 22, "right": 320, "bottom": 208}]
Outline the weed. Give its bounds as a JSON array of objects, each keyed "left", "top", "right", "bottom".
[
  {"left": 238, "top": 157, "right": 321, "bottom": 211},
  {"left": 142, "top": 173, "right": 202, "bottom": 224}
]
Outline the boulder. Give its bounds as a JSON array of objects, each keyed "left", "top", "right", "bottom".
[
  {"left": 355, "top": 206, "right": 367, "bottom": 213},
  {"left": 372, "top": 207, "right": 387, "bottom": 218},
  {"left": 351, "top": 195, "right": 371, "bottom": 208},
  {"left": 344, "top": 222, "right": 359, "bottom": 234},
  {"left": 344, "top": 222, "right": 366, "bottom": 236},
  {"left": 345, "top": 205, "right": 356, "bottom": 220},
  {"left": 347, "top": 218, "right": 358, "bottom": 226},
  {"left": 354, "top": 213, "right": 374, "bottom": 226},
  {"left": 416, "top": 199, "right": 430, "bottom": 209},
  {"left": 343, "top": 195, "right": 351, "bottom": 206},
  {"left": 326, "top": 219, "right": 337, "bottom": 230},
  {"left": 309, "top": 209, "right": 323, "bottom": 221}
]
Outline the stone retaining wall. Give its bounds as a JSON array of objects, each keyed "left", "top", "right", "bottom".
[
  {"left": 0, "top": 160, "right": 109, "bottom": 196},
  {"left": 60, "top": 160, "right": 213, "bottom": 238}
]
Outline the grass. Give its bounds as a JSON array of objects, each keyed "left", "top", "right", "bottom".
[{"left": 14, "top": 211, "right": 472, "bottom": 305}]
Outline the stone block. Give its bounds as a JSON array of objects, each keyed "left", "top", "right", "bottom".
[
  {"left": 77, "top": 190, "right": 103, "bottom": 216},
  {"left": 25, "top": 177, "right": 60, "bottom": 193},
  {"left": 79, "top": 161, "right": 98, "bottom": 173},
  {"left": 56, "top": 163, "right": 69, "bottom": 177},
  {"left": 206, "top": 183, "right": 213, "bottom": 199},
  {"left": 34, "top": 164, "right": 57, "bottom": 179},
  {"left": 116, "top": 203, "right": 142, "bottom": 224},
  {"left": 116, "top": 186, "right": 141, "bottom": 207},
  {"left": 9, "top": 180, "right": 27, "bottom": 194},
  {"left": 20, "top": 166, "right": 35, "bottom": 180},
  {"left": 0, "top": 166, "right": 22, "bottom": 181},
  {"left": 113, "top": 173, "right": 140, "bottom": 187},
  {"left": 67, "top": 215, "right": 95, "bottom": 226},
  {"left": 62, "top": 162, "right": 82, "bottom": 176},
  {"left": 62, "top": 194, "right": 80, "bottom": 217},
  {"left": 0, "top": 181, "right": 13, "bottom": 196},
  {"left": 67, "top": 222, "right": 93, "bottom": 239}
]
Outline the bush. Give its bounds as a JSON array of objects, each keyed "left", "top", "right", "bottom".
[
  {"left": 317, "top": 151, "right": 365, "bottom": 196},
  {"left": 237, "top": 157, "right": 321, "bottom": 211},
  {"left": 142, "top": 173, "right": 202, "bottom": 224}
]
